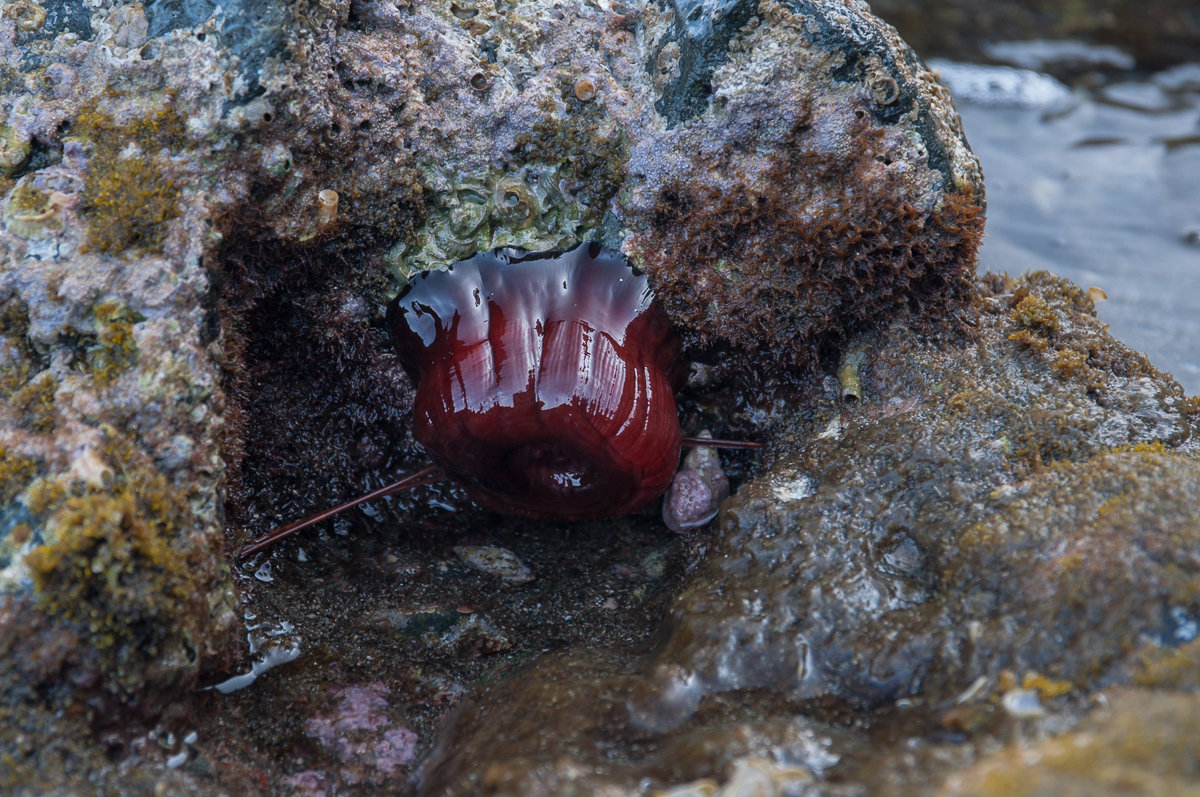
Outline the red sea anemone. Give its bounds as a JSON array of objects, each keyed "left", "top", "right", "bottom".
[{"left": 387, "top": 242, "right": 685, "bottom": 519}]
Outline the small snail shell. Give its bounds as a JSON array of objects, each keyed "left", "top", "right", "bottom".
[{"left": 387, "top": 242, "right": 685, "bottom": 519}]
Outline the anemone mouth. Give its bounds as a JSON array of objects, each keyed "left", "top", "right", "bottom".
[
  {"left": 472, "top": 438, "right": 628, "bottom": 519},
  {"left": 506, "top": 440, "right": 597, "bottom": 495}
]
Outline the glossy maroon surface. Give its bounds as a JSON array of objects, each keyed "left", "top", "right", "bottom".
[{"left": 388, "top": 242, "right": 684, "bottom": 519}]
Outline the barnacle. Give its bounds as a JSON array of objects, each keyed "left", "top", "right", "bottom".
[
  {"left": 492, "top": 176, "right": 540, "bottom": 229},
  {"left": 446, "top": 187, "right": 489, "bottom": 237},
  {"left": 838, "top": 350, "right": 866, "bottom": 403},
  {"left": 868, "top": 73, "right": 900, "bottom": 106},
  {"left": 2, "top": 0, "right": 46, "bottom": 32},
  {"left": 4, "top": 177, "right": 72, "bottom": 239},
  {"left": 573, "top": 77, "right": 597, "bottom": 102},
  {"left": 0, "top": 124, "right": 31, "bottom": 174},
  {"left": 317, "top": 188, "right": 339, "bottom": 229},
  {"left": 261, "top": 143, "right": 293, "bottom": 178}
]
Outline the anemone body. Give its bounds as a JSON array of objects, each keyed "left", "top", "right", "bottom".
[{"left": 388, "top": 242, "right": 684, "bottom": 519}]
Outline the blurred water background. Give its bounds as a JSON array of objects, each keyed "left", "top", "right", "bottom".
[
  {"left": 940, "top": 53, "right": 1200, "bottom": 394},
  {"left": 871, "top": 4, "right": 1200, "bottom": 394}
]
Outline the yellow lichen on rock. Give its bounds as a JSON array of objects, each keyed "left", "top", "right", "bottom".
[
  {"left": 81, "top": 299, "right": 140, "bottom": 384},
  {"left": 21, "top": 428, "right": 207, "bottom": 691},
  {"left": 81, "top": 152, "right": 181, "bottom": 255},
  {"left": 74, "top": 101, "right": 188, "bottom": 255},
  {"left": 0, "top": 445, "right": 39, "bottom": 504},
  {"left": 9, "top": 372, "right": 56, "bottom": 433},
  {"left": 939, "top": 690, "right": 1200, "bottom": 797}
]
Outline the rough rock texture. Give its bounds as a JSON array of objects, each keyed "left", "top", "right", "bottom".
[
  {"left": 0, "top": 0, "right": 241, "bottom": 716},
  {"left": 621, "top": 0, "right": 984, "bottom": 362},
  {"left": 278, "top": 0, "right": 985, "bottom": 365},
  {"left": 214, "top": 0, "right": 985, "bottom": 608},
  {"left": 1, "top": 0, "right": 1198, "bottom": 794},
  {"left": 938, "top": 688, "right": 1200, "bottom": 796}
]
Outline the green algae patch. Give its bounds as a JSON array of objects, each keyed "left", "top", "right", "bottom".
[{"left": 22, "top": 429, "right": 208, "bottom": 694}]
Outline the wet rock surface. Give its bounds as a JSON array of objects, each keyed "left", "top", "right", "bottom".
[
  {"left": 619, "top": 0, "right": 984, "bottom": 363},
  {"left": 1, "top": 0, "right": 241, "bottom": 754},
  {"left": 1, "top": 0, "right": 1198, "bottom": 794}
]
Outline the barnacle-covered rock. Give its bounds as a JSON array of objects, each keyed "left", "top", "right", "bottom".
[
  {"left": 622, "top": 0, "right": 985, "bottom": 362},
  {"left": 382, "top": 0, "right": 983, "bottom": 362},
  {"left": 2, "top": 175, "right": 74, "bottom": 239},
  {"left": 0, "top": 0, "right": 245, "bottom": 783}
]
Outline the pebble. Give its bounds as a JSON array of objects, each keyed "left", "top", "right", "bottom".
[{"left": 453, "top": 545, "right": 534, "bottom": 586}]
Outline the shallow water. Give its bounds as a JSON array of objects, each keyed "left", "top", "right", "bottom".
[{"left": 936, "top": 58, "right": 1200, "bottom": 394}]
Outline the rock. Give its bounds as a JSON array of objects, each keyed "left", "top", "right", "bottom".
[
  {"left": 1097, "top": 81, "right": 1179, "bottom": 113},
  {"left": 317, "top": 0, "right": 984, "bottom": 363},
  {"left": 1, "top": 0, "right": 1197, "bottom": 793},
  {"left": 926, "top": 60, "right": 1075, "bottom": 111},
  {"left": 621, "top": 0, "right": 984, "bottom": 363},
  {"left": 302, "top": 683, "right": 419, "bottom": 779},
  {"left": 1, "top": 0, "right": 242, "bottom": 734},
  {"left": 981, "top": 39, "right": 1136, "bottom": 74},
  {"left": 453, "top": 545, "right": 534, "bottom": 586},
  {"left": 941, "top": 689, "right": 1200, "bottom": 796}
]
